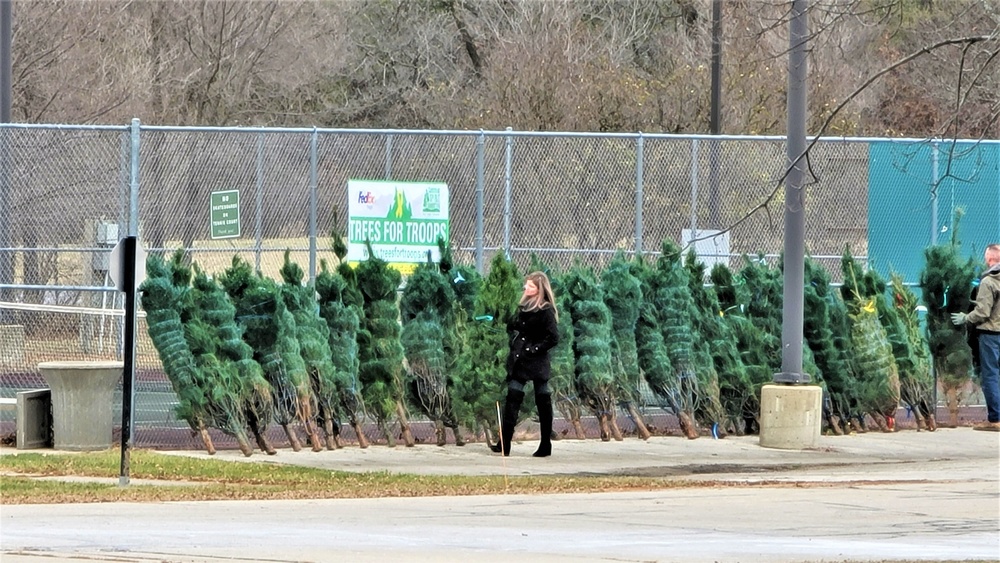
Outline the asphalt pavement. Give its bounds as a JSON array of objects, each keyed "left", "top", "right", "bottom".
[{"left": 1, "top": 427, "right": 998, "bottom": 563}]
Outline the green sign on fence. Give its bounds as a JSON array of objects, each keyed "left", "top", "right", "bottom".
[{"left": 210, "top": 190, "right": 241, "bottom": 239}]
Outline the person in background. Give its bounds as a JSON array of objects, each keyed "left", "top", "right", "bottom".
[
  {"left": 491, "top": 271, "right": 560, "bottom": 456},
  {"left": 953, "top": 244, "right": 1000, "bottom": 431}
]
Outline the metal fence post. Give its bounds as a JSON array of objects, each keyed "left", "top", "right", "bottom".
[
  {"left": 309, "top": 127, "right": 318, "bottom": 283},
  {"left": 385, "top": 133, "right": 393, "bottom": 180},
  {"left": 690, "top": 138, "right": 700, "bottom": 236},
  {"left": 129, "top": 118, "right": 140, "bottom": 237},
  {"left": 475, "top": 131, "right": 486, "bottom": 274},
  {"left": 255, "top": 130, "right": 264, "bottom": 273},
  {"left": 635, "top": 133, "right": 644, "bottom": 256},
  {"left": 503, "top": 127, "right": 513, "bottom": 259}
]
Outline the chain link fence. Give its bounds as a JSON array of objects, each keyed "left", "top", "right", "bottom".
[{"left": 1, "top": 123, "right": 997, "bottom": 449}]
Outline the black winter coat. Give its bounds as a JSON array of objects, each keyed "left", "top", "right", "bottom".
[{"left": 506, "top": 304, "right": 559, "bottom": 384}]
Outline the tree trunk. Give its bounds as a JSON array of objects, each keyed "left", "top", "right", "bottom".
[
  {"left": 199, "top": 425, "right": 216, "bottom": 455},
  {"left": 606, "top": 409, "right": 624, "bottom": 441},
  {"left": 944, "top": 386, "right": 959, "bottom": 427},
  {"left": 678, "top": 411, "right": 700, "bottom": 440},
  {"left": 283, "top": 424, "right": 303, "bottom": 451},
  {"left": 625, "top": 402, "right": 652, "bottom": 440},
  {"left": 396, "top": 400, "right": 415, "bottom": 447},
  {"left": 598, "top": 415, "right": 611, "bottom": 441},
  {"left": 353, "top": 419, "right": 370, "bottom": 448}
]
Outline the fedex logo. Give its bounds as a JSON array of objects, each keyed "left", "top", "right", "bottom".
[{"left": 358, "top": 191, "right": 376, "bottom": 205}]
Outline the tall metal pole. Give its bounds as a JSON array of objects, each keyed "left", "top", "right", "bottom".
[
  {"left": 0, "top": 0, "right": 12, "bottom": 323},
  {"left": 708, "top": 0, "right": 722, "bottom": 229},
  {"left": 775, "top": 0, "right": 810, "bottom": 384}
]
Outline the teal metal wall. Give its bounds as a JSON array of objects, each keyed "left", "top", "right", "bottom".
[{"left": 868, "top": 140, "right": 1000, "bottom": 284}]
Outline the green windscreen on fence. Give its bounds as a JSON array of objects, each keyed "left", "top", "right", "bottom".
[{"left": 868, "top": 140, "right": 999, "bottom": 286}]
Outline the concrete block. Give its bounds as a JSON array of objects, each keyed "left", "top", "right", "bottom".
[
  {"left": 759, "top": 384, "right": 822, "bottom": 450},
  {"left": 38, "top": 360, "right": 123, "bottom": 451},
  {"left": 16, "top": 388, "right": 52, "bottom": 449}
]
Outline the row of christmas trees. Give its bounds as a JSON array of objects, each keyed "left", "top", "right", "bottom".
[{"left": 141, "top": 224, "right": 981, "bottom": 455}]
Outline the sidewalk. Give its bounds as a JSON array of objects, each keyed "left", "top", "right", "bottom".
[{"left": 2, "top": 428, "right": 998, "bottom": 563}]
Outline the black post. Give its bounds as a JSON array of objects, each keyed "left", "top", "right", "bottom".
[{"left": 118, "top": 236, "right": 138, "bottom": 486}]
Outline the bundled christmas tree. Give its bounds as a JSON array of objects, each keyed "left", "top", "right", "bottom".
[
  {"left": 682, "top": 249, "right": 731, "bottom": 437},
  {"left": 649, "top": 241, "right": 702, "bottom": 437},
  {"left": 601, "top": 252, "right": 651, "bottom": 439},
  {"left": 631, "top": 255, "right": 699, "bottom": 439},
  {"left": 355, "top": 241, "right": 414, "bottom": 447},
  {"left": 450, "top": 252, "right": 520, "bottom": 445},
  {"left": 890, "top": 272, "right": 936, "bottom": 431},
  {"left": 563, "top": 266, "right": 621, "bottom": 441},
  {"left": 188, "top": 262, "right": 275, "bottom": 454},
  {"left": 841, "top": 250, "right": 901, "bottom": 432},
  {"left": 802, "top": 256, "right": 857, "bottom": 435},
  {"left": 219, "top": 256, "right": 322, "bottom": 451},
  {"left": 141, "top": 255, "right": 217, "bottom": 454},
  {"left": 709, "top": 260, "right": 774, "bottom": 435},
  {"left": 919, "top": 214, "right": 976, "bottom": 427},
  {"left": 279, "top": 251, "right": 344, "bottom": 449},
  {"left": 400, "top": 253, "right": 464, "bottom": 446}
]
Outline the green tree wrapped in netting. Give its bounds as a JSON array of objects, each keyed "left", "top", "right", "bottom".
[
  {"left": 890, "top": 272, "right": 936, "bottom": 431},
  {"left": 563, "top": 266, "right": 621, "bottom": 441},
  {"left": 279, "top": 251, "right": 344, "bottom": 450},
  {"left": 141, "top": 255, "right": 217, "bottom": 454},
  {"left": 400, "top": 254, "right": 465, "bottom": 446},
  {"left": 450, "top": 252, "right": 520, "bottom": 445},
  {"left": 219, "top": 256, "right": 322, "bottom": 451},
  {"left": 601, "top": 251, "right": 652, "bottom": 439},
  {"left": 708, "top": 261, "right": 766, "bottom": 435},
  {"left": 167, "top": 253, "right": 255, "bottom": 455},
  {"left": 919, "top": 216, "right": 976, "bottom": 427},
  {"left": 437, "top": 237, "right": 481, "bottom": 321},
  {"left": 841, "top": 250, "right": 901, "bottom": 432},
  {"left": 355, "top": 241, "right": 414, "bottom": 447},
  {"left": 648, "top": 241, "right": 703, "bottom": 437},
  {"left": 189, "top": 262, "right": 275, "bottom": 454},
  {"left": 803, "top": 256, "right": 858, "bottom": 435},
  {"left": 534, "top": 262, "right": 583, "bottom": 440},
  {"left": 682, "top": 249, "right": 732, "bottom": 437},
  {"left": 632, "top": 255, "right": 699, "bottom": 439},
  {"left": 315, "top": 260, "right": 370, "bottom": 448}
]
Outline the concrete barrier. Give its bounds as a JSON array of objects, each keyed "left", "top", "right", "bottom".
[
  {"left": 37, "top": 360, "right": 123, "bottom": 451},
  {"left": 759, "top": 384, "right": 822, "bottom": 450}
]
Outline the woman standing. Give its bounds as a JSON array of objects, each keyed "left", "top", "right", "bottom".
[{"left": 491, "top": 271, "right": 560, "bottom": 457}]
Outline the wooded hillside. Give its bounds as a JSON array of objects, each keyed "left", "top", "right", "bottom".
[{"left": 7, "top": 0, "right": 998, "bottom": 137}]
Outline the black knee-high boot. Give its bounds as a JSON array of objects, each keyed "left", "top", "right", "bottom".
[
  {"left": 489, "top": 388, "right": 524, "bottom": 456},
  {"left": 533, "top": 393, "right": 553, "bottom": 457}
]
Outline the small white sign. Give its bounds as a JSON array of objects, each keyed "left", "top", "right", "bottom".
[
  {"left": 681, "top": 229, "right": 730, "bottom": 274},
  {"left": 109, "top": 238, "right": 147, "bottom": 291}
]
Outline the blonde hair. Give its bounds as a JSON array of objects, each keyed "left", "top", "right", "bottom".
[{"left": 519, "top": 271, "right": 559, "bottom": 321}]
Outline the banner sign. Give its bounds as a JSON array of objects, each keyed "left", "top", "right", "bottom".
[{"left": 347, "top": 179, "right": 449, "bottom": 273}]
